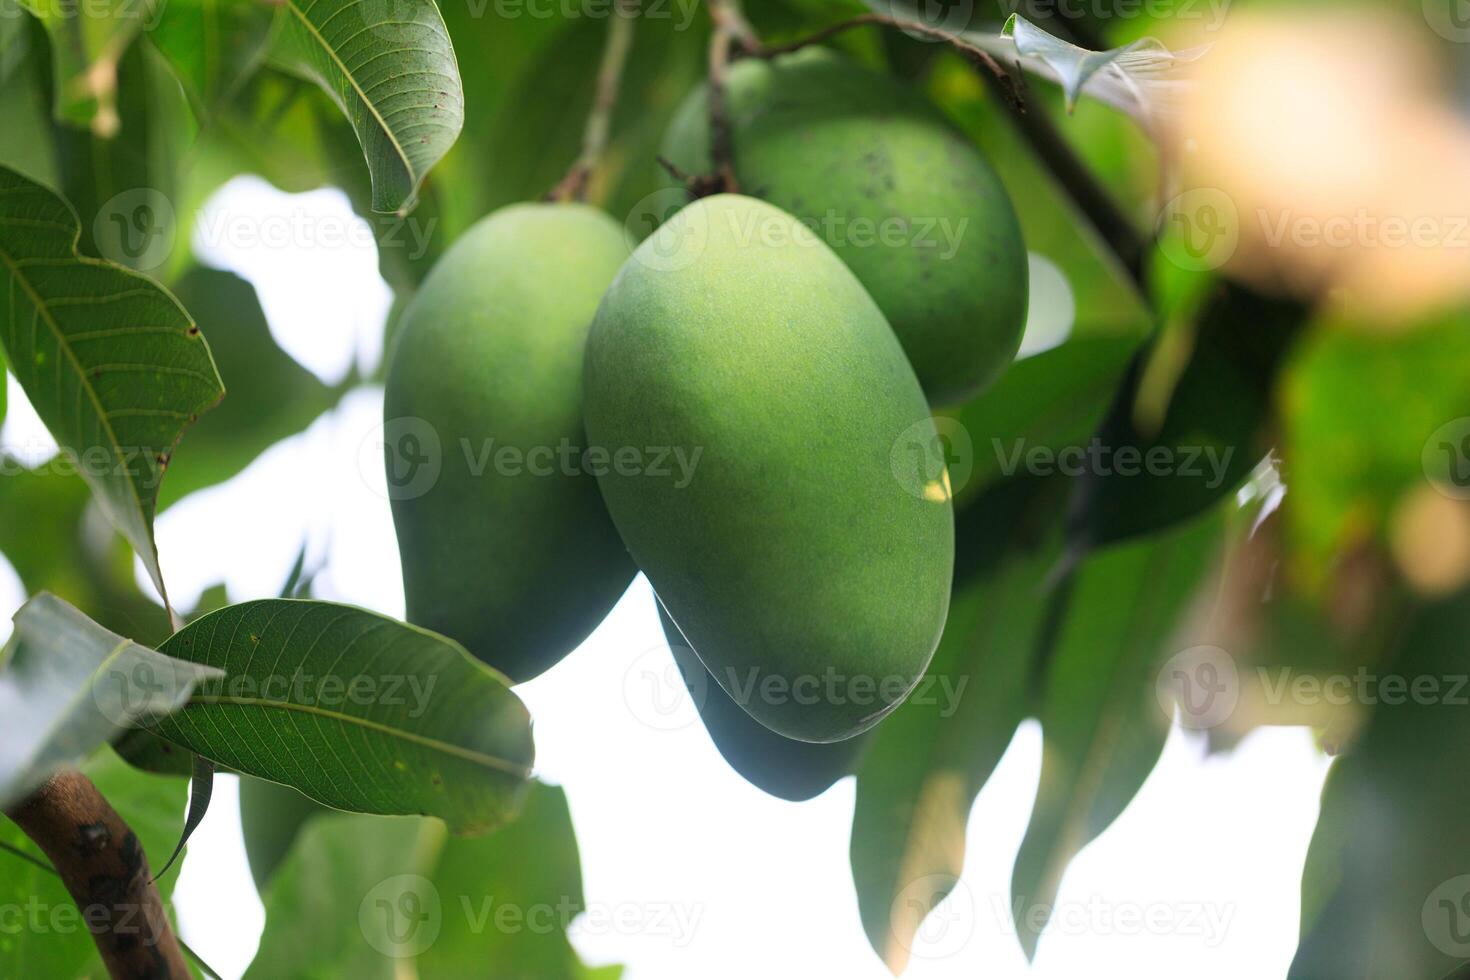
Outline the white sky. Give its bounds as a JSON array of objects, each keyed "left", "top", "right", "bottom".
[{"left": 0, "top": 179, "right": 1330, "bottom": 979}]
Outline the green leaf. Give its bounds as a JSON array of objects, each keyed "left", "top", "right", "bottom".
[
  {"left": 156, "top": 267, "right": 337, "bottom": 506},
  {"left": 0, "top": 164, "right": 224, "bottom": 604},
  {"left": 852, "top": 476, "right": 1067, "bottom": 973},
  {"left": 1012, "top": 506, "right": 1225, "bottom": 958},
  {"left": 147, "top": 0, "right": 277, "bottom": 117},
  {"left": 239, "top": 774, "right": 327, "bottom": 890},
  {"left": 153, "top": 754, "right": 214, "bottom": 880},
  {"left": 0, "top": 9, "right": 59, "bottom": 188},
  {"left": 0, "top": 593, "right": 222, "bottom": 809},
  {"left": 246, "top": 783, "right": 617, "bottom": 980},
  {"left": 15, "top": 0, "right": 159, "bottom": 127},
  {"left": 945, "top": 336, "right": 1138, "bottom": 508},
  {"left": 267, "top": 0, "right": 464, "bottom": 213},
  {"left": 148, "top": 599, "right": 535, "bottom": 834},
  {"left": 1290, "top": 588, "right": 1470, "bottom": 979},
  {"left": 1067, "top": 285, "right": 1304, "bottom": 551},
  {"left": 1282, "top": 312, "right": 1470, "bottom": 588},
  {"left": 0, "top": 746, "right": 190, "bottom": 979}
]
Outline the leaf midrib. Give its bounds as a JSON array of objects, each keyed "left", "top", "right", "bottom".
[
  {"left": 179, "top": 694, "right": 532, "bottom": 778},
  {"left": 282, "top": 0, "right": 414, "bottom": 193}
]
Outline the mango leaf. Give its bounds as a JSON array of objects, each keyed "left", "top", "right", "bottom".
[
  {"left": 53, "top": 36, "right": 196, "bottom": 271},
  {"left": 945, "top": 336, "right": 1138, "bottom": 509},
  {"left": 0, "top": 746, "right": 190, "bottom": 979},
  {"left": 153, "top": 754, "right": 214, "bottom": 880},
  {"left": 246, "top": 783, "right": 618, "bottom": 980},
  {"left": 0, "top": 9, "right": 58, "bottom": 188},
  {"left": 852, "top": 476, "right": 1067, "bottom": 973},
  {"left": 1290, "top": 588, "right": 1470, "bottom": 979},
  {"left": 15, "top": 0, "right": 160, "bottom": 127},
  {"left": 268, "top": 0, "right": 464, "bottom": 214},
  {"left": 1067, "top": 284, "right": 1304, "bottom": 552},
  {"left": 239, "top": 774, "right": 328, "bottom": 890},
  {"left": 1012, "top": 506, "right": 1225, "bottom": 958},
  {"left": 148, "top": 599, "right": 535, "bottom": 834},
  {"left": 0, "top": 592, "right": 221, "bottom": 809},
  {"left": 147, "top": 0, "right": 277, "bottom": 116},
  {"left": 0, "top": 164, "right": 224, "bottom": 605}
]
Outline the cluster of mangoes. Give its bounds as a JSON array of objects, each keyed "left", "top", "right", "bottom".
[{"left": 385, "top": 50, "right": 1028, "bottom": 799}]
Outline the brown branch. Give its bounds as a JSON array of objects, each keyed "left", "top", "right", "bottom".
[
  {"left": 6, "top": 770, "right": 191, "bottom": 980},
  {"left": 698, "top": 0, "right": 759, "bottom": 196},
  {"left": 547, "top": 0, "right": 641, "bottom": 203}
]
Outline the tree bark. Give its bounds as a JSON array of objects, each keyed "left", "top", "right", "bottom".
[{"left": 6, "top": 769, "right": 191, "bottom": 980}]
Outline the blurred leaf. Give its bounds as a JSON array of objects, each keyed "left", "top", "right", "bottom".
[
  {"left": 1282, "top": 313, "right": 1470, "bottom": 588},
  {"left": 0, "top": 164, "right": 224, "bottom": 604},
  {"left": 239, "top": 774, "right": 326, "bottom": 890},
  {"left": 15, "top": 0, "right": 159, "bottom": 126},
  {"left": 246, "top": 783, "right": 617, "bottom": 980},
  {"left": 147, "top": 0, "right": 276, "bottom": 117},
  {"left": 267, "top": 0, "right": 463, "bottom": 213},
  {"left": 945, "top": 336, "right": 1138, "bottom": 508},
  {"left": 0, "top": 8, "right": 58, "bottom": 187},
  {"left": 0, "top": 592, "right": 221, "bottom": 809},
  {"left": 157, "top": 266, "right": 336, "bottom": 505},
  {"left": 149, "top": 599, "right": 535, "bottom": 834},
  {"left": 1067, "top": 284, "right": 1304, "bottom": 552},
  {"left": 657, "top": 602, "right": 867, "bottom": 802},
  {"left": 1290, "top": 588, "right": 1470, "bottom": 979},
  {"left": 852, "top": 476, "right": 1066, "bottom": 973},
  {"left": 1012, "top": 505, "right": 1225, "bottom": 958},
  {"left": 0, "top": 746, "right": 189, "bottom": 979},
  {"left": 52, "top": 37, "right": 197, "bottom": 274},
  {"left": 0, "top": 460, "right": 167, "bottom": 642}
]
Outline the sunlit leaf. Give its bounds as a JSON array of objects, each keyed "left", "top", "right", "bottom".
[
  {"left": 15, "top": 0, "right": 160, "bottom": 127},
  {"left": 0, "top": 593, "right": 221, "bottom": 809}
]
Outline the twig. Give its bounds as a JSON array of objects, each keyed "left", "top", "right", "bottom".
[
  {"left": 751, "top": 14, "right": 1020, "bottom": 109},
  {"left": 6, "top": 770, "right": 191, "bottom": 979},
  {"left": 702, "top": 0, "right": 756, "bottom": 195},
  {"left": 547, "top": 0, "right": 640, "bottom": 203}
]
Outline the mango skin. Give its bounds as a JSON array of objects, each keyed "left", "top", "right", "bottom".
[
  {"left": 657, "top": 601, "right": 869, "bottom": 800},
  {"left": 662, "top": 49, "right": 1028, "bottom": 406},
  {"left": 385, "top": 203, "right": 636, "bottom": 683},
  {"left": 584, "top": 194, "right": 954, "bottom": 742}
]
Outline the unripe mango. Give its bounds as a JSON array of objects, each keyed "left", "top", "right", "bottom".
[
  {"left": 385, "top": 203, "right": 635, "bottom": 682},
  {"left": 662, "top": 49, "right": 1028, "bottom": 406},
  {"left": 658, "top": 603, "right": 869, "bottom": 800},
  {"left": 584, "top": 194, "right": 954, "bottom": 742}
]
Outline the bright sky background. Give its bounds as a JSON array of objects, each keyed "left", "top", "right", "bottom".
[{"left": 0, "top": 179, "right": 1332, "bottom": 979}]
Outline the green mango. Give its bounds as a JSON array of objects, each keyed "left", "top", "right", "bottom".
[
  {"left": 385, "top": 203, "right": 636, "bottom": 682},
  {"left": 661, "top": 48, "right": 1028, "bottom": 406},
  {"left": 584, "top": 194, "right": 954, "bottom": 743},
  {"left": 656, "top": 601, "right": 870, "bottom": 801}
]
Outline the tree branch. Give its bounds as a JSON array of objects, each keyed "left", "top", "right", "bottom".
[
  {"left": 6, "top": 770, "right": 191, "bottom": 980},
  {"left": 547, "top": 0, "right": 641, "bottom": 203}
]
